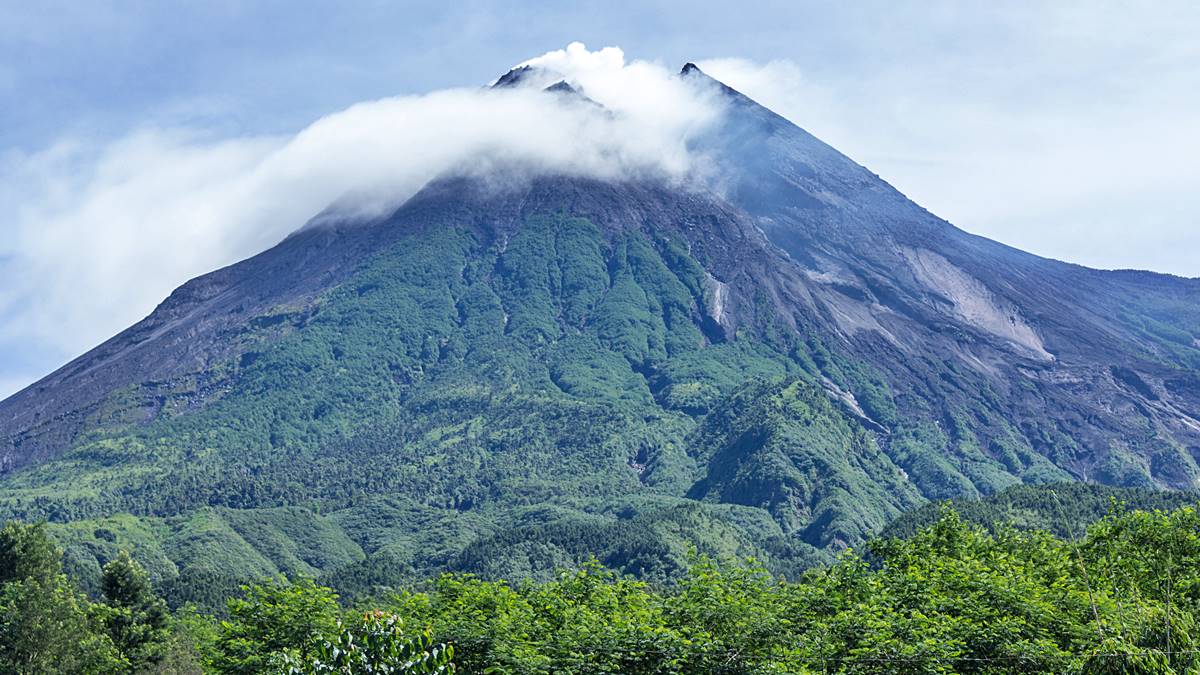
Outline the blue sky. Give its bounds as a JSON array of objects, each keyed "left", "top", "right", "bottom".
[{"left": 1, "top": 1, "right": 1198, "bottom": 398}]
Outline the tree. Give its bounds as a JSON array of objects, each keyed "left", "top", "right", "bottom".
[
  {"left": 0, "top": 521, "right": 123, "bottom": 673},
  {"left": 100, "top": 550, "right": 172, "bottom": 670},
  {"left": 283, "top": 611, "right": 455, "bottom": 674},
  {"left": 0, "top": 520, "right": 60, "bottom": 584},
  {"left": 212, "top": 576, "right": 341, "bottom": 674}
]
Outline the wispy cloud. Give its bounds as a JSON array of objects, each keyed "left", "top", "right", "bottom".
[
  {"left": 0, "top": 43, "right": 724, "bottom": 389},
  {"left": 3, "top": 7, "right": 1199, "bottom": 398}
]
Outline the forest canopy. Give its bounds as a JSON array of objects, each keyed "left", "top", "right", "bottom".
[{"left": 3, "top": 501, "right": 1200, "bottom": 673}]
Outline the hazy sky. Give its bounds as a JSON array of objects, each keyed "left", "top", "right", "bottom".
[{"left": 1, "top": 1, "right": 1198, "bottom": 399}]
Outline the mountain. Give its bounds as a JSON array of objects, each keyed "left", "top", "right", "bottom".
[{"left": 1, "top": 64, "right": 1198, "bottom": 602}]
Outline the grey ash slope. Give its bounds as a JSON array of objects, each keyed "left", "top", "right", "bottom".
[
  {"left": 0, "top": 64, "right": 1198, "bottom": 592},
  {"left": 681, "top": 64, "right": 1200, "bottom": 491}
]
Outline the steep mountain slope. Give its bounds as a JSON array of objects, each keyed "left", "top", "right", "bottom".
[
  {"left": 682, "top": 64, "right": 1200, "bottom": 492},
  {"left": 1, "top": 64, "right": 1198, "bottom": 600},
  {"left": 1, "top": 176, "right": 868, "bottom": 596}
]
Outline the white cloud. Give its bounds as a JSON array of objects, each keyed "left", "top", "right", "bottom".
[{"left": 0, "top": 43, "right": 724, "bottom": 370}]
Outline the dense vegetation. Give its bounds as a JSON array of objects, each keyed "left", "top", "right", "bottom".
[
  {"left": 7, "top": 499, "right": 1200, "bottom": 673},
  {"left": 0, "top": 212, "right": 1194, "bottom": 608},
  {"left": 883, "top": 482, "right": 1200, "bottom": 540}
]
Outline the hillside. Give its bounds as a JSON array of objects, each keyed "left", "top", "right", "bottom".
[
  {"left": 1, "top": 64, "right": 1199, "bottom": 601},
  {"left": 881, "top": 481, "right": 1200, "bottom": 540}
]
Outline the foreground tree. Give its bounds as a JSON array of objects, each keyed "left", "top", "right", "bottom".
[
  {"left": 284, "top": 611, "right": 455, "bottom": 674},
  {"left": 100, "top": 550, "right": 173, "bottom": 670},
  {"left": 0, "top": 520, "right": 60, "bottom": 584},
  {"left": 212, "top": 575, "right": 341, "bottom": 673},
  {"left": 0, "top": 521, "right": 123, "bottom": 673}
]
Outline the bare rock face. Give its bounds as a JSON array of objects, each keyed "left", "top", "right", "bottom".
[{"left": 897, "top": 247, "right": 1051, "bottom": 362}]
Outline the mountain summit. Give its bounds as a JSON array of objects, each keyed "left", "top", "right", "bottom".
[{"left": 1, "top": 64, "right": 1198, "bottom": 599}]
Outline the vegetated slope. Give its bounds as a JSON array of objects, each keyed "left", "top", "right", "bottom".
[
  {"left": 6, "top": 179, "right": 875, "bottom": 598},
  {"left": 0, "top": 64, "right": 1198, "bottom": 601},
  {"left": 881, "top": 481, "right": 1200, "bottom": 541}
]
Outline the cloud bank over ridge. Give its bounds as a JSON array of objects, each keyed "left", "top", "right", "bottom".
[{"left": 0, "top": 43, "right": 725, "bottom": 397}]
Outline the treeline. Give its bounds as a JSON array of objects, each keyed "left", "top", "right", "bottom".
[
  {"left": 881, "top": 482, "right": 1200, "bottom": 540},
  {"left": 0, "top": 521, "right": 453, "bottom": 674},
  {"left": 5, "top": 504, "right": 1200, "bottom": 673},
  {"left": 0, "top": 521, "right": 174, "bottom": 672}
]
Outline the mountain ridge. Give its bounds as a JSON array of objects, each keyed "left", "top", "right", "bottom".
[{"left": 1, "top": 63, "right": 1198, "bottom": 600}]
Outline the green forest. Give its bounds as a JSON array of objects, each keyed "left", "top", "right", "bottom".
[{"left": 5, "top": 496, "right": 1200, "bottom": 674}]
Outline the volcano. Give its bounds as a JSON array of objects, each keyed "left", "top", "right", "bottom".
[{"left": 2, "top": 63, "right": 1198, "bottom": 601}]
